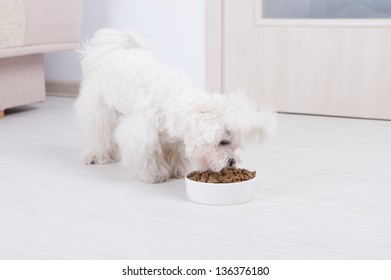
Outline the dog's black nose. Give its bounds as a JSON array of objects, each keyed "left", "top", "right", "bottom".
[{"left": 228, "top": 158, "right": 236, "bottom": 167}]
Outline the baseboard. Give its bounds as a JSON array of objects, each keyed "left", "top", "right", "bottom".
[{"left": 46, "top": 80, "right": 80, "bottom": 98}]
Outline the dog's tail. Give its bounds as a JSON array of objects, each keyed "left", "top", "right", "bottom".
[{"left": 79, "top": 28, "right": 149, "bottom": 78}]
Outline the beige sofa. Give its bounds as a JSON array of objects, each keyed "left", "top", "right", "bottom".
[{"left": 0, "top": 0, "right": 82, "bottom": 118}]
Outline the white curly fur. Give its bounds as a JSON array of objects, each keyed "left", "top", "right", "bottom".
[{"left": 75, "top": 28, "right": 277, "bottom": 183}]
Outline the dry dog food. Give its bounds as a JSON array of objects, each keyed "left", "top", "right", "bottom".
[{"left": 187, "top": 168, "right": 256, "bottom": 184}]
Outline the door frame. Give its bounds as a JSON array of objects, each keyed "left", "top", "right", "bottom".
[{"left": 206, "top": 0, "right": 223, "bottom": 93}]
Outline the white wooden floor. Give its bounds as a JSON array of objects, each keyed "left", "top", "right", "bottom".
[{"left": 1, "top": 97, "right": 390, "bottom": 259}]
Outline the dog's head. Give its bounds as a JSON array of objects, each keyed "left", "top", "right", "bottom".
[{"left": 185, "top": 91, "right": 277, "bottom": 172}]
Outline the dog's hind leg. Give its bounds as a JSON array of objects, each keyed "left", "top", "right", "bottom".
[
  {"left": 75, "top": 83, "right": 119, "bottom": 164},
  {"left": 115, "top": 113, "right": 171, "bottom": 183}
]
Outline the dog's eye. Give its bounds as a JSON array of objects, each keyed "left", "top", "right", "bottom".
[{"left": 219, "top": 140, "right": 231, "bottom": 146}]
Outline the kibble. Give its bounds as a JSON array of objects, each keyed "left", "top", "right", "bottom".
[{"left": 187, "top": 168, "right": 256, "bottom": 184}]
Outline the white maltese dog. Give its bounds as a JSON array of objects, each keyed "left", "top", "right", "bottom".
[{"left": 75, "top": 28, "right": 277, "bottom": 183}]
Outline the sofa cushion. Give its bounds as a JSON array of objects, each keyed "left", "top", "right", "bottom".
[
  {"left": 0, "top": 0, "right": 82, "bottom": 58},
  {"left": 0, "top": 0, "right": 25, "bottom": 48}
]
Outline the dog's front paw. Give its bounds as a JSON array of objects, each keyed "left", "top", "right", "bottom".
[{"left": 81, "top": 152, "right": 118, "bottom": 165}]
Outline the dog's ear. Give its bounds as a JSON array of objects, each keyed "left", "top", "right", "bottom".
[
  {"left": 184, "top": 108, "right": 225, "bottom": 156},
  {"left": 223, "top": 91, "right": 277, "bottom": 144}
]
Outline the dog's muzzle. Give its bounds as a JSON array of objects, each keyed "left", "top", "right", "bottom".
[{"left": 228, "top": 158, "right": 236, "bottom": 167}]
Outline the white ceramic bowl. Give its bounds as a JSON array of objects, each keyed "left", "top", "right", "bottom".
[{"left": 185, "top": 174, "right": 257, "bottom": 206}]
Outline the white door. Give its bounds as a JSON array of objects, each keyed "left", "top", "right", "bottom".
[{"left": 207, "top": 0, "right": 391, "bottom": 120}]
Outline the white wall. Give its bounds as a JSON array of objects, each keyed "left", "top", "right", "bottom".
[{"left": 44, "top": 0, "right": 206, "bottom": 86}]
